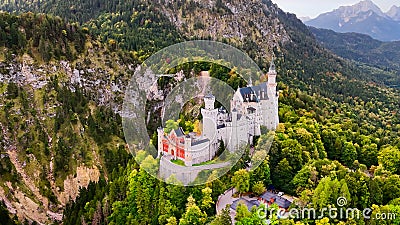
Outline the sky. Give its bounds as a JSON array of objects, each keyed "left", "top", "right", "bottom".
[{"left": 270, "top": 0, "right": 400, "bottom": 18}]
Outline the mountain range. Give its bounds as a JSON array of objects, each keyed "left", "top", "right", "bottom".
[
  {"left": 306, "top": 0, "right": 400, "bottom": 41},
  {"left": 387, "top": 5, "right": 400, "bottom": 21},
  {"left": 309, "top": 26, "right": 400, "bottom": 88}
]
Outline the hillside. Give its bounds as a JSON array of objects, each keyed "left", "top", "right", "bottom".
[
  {"left": 0, "top": 13, "right": 134, "bottom": 224},
  {"left": 309, "top": 26, "right": 400, "bottom": 88},
  {"left": 153, "top": 0, "right": 398, "bottom": 104},
  {"left": 1, "top": 1, "right": 398, "bottom": 106},
  {"left": 0, "top": 0, "right": 399, "bottom": 224},
  {"left": 0, "top": 0, "right": 397, "bottom": 94}
]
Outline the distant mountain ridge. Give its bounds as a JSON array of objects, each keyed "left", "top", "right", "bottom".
[
  {"left": 299, "top": 16, "right": 311, "bottom": 22},
  {"left": 309, "top": 26, "right": 400, "bottom": 87},
  {"left": 387, "top": 5, "right": 400, "bottom": 21},
  {"left": 306, "top": 0, "right": 400, "bottom": 41}
]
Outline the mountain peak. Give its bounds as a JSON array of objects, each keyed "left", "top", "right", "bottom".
[
  {"left": 299, "top": 16, "right": 311, "bottom": 22},
  {"left": 356, "top": 0, "right": 379, "bottom": 8},
  {"left": 306, "top": 0, "right": 400, "bottom": 41},
  {"left": 357, "top": 0, "right": 379, "bottom": 8},
  {"left": 336, "top": 0, "right": 385, "bottom": 18},
  {"left": 387, "top": 5, "right": 400, "bottom": 21}
]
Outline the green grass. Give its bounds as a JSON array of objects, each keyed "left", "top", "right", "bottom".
[
  {"left": 193, "top": 159, "right": 220, "bottom": 166},
  {"left": 171, "top": 159, "right": 185, "bottom": 166}
]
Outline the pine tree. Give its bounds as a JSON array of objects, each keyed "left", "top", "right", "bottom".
[
  {"left": 235, "top": 202, "right": 251, "bottom": 222},
  {"left": 179, "top": 195, "right": 206, "bottom": 225},
  {"left": 210, "top": 206, "right": 232, "bottom": 225},
  {"left": 341, "top": 142, "right": 358, "bottom": 167},
  {"left": 273, "top": 158, "right": 294, "bottom": 193},
  {"left": 252, "top": 181, "right": 266, "bottom": 195},
  {"left": 312, "top": 177, "right": 331, "bottom": 210},
  {"left": 200, "top": 187, "right": 214, "bottom": 215},
  {"left": 339, "top": 179, "right": 351, "bottom": 207},
  {"left": 134, "top": 169, "right": 156, "bottom": 224},
  {"left": 38, "top": 36, "right": 51, "bottom": 61},
  {"left": 250, "top": 160, "right": 271, "bottom": 188}
]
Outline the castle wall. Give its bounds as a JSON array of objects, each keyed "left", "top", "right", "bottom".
[
  {"left": 188, "top": 141, "right": 211, "bottom": 165},
  {"left": 159, "top": 155, "right": 230, "bottom": 185},
  {"left": 262, "top": 95, "right": 278, "bottom": 130}
]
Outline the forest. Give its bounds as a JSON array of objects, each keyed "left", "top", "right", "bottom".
[
  {"left": 308, "top": 27, "right": 400, "bottom": 88},
  {"left": 59, "top": 80, "right": 400, "bottom": 225}
]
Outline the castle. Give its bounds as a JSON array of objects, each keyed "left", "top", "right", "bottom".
[{"left": 157, "top": 60, "right": 279, "bottom": 166}]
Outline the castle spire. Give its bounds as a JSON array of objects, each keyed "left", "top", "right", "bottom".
[
  {"left": 269, "top": 57, "right": 276, "bottom": 72},
  {"left": 267, "top": 58, "right": 277, "bottom": 88},
  {"left": 247, "top": 76, "right": 253, "bottom": 87}
]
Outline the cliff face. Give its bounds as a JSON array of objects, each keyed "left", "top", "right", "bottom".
[
  {"left": 157, "top": 0, "right": 290, "bottom": 61},
  {"left": 0, "top": 39, "right": 131, "bottom": 223}
]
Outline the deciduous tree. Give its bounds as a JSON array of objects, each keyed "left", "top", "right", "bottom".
[{"left": 232, "top": 169, "right": 250, "bottom": 197}]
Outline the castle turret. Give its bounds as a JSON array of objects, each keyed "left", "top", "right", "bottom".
[
  {"left": 184, "top": 135, "right": 192, "bottom": 166},
  {"left": 266, "top": 59, "right": 279, "bottom": 130},
  {"left": 157, "top": 127, "right": 164, "bottom": 158},
  {"left": 201, "top": 94, "right": 218, "bottom": 142},
  {"left": 247, "top": 77, "right": 253, "bottom": 87},
  {"left": 229, "top": 108, "right": 238, "bottom": 151},
  {"left": 204, "top": 94, "right": 215, "bottom": 110},
  {"left": 267, "top": 58, "right": 277, "bottom": 93},
  {"left": 231, "top": 108, "right": 238, "bottom": 123}
]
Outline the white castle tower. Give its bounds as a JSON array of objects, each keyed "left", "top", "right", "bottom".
[
  {"left": 265, "top": 59, "right": 279, "bottom": 130},
  {"left": 183, "top": 135, "right": 193, "bottom": 166},
  {"left": 201, "top": 94, "right": 218, "bottom": 142},
  {"left": 157, "top": 127, "right": 164, "bottom": 158},
  {"left": 200, "top": 94, "right": 220, "bottom": 159}
]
